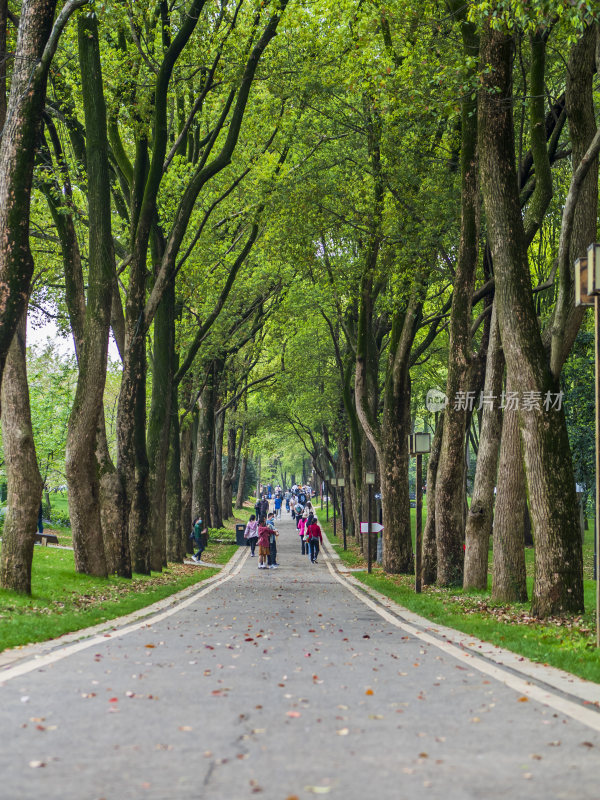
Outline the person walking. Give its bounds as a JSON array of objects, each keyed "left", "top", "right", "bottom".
[
  {"left": 266, "top": 512, "right": 279, "bottom": 568},
  {"left": 258, "top": 494, "right": 269, "bottom": 520},
  {"left": 257, "top": 518, "right": 271, "bottom": 569},
  {"left": 191, "top": 517, "right": 208, "bottom": 562},
  {"left": 244, "top": 514, "right": 259, "bottom": 556},
  {"left": 274, "top": 494, "right": 282, "bottom": 520},
  {"left": 306, "top": 516, "right": 323, "bottom": 563},
  {"left": 297, "top": 514, "right": 308, "bottom": 555}
]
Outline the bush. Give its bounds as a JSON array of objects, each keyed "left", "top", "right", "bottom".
[{"left": 49, "top": 511, "right": 71, "bottom": 527}]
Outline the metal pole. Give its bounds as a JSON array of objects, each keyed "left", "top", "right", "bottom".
[
  {"left": 594, "top": 295, "right": 600, "bottom": 647},
  {"left": 367, "top": 484, "right": 372, "bottom": 574},
  {"left": 333, "top": 486, "right": 337, "bottom": 537},
  {"left": 416, "top": 453, "right": 423, "bottom": 593},
  {"left": 326, "top": 482, "right": 329, "bottom": 522},
  {"left": 341, "top": 489, "right": 347, "bottom": 551}
]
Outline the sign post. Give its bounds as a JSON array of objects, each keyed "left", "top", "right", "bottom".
[{"left": 365, "top": 472, "right": 376, "bottom": 573}]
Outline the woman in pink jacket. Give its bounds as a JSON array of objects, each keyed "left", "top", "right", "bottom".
[{"left": 297, "top": 515, "right": 308, "bottom": 555}]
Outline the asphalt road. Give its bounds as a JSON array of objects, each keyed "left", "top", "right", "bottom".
[{"left": 1, "top": 512, "right": 599, "bottom": 800}]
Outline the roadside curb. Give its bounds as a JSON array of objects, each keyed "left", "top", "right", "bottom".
[
  {"left": 0, "top": 546, "right": 246, "bottom": 676},
  {"left": 321, "top": 533, "right": 600, "bottom": 708}
]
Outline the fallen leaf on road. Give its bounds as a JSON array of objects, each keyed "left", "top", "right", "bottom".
[
  {"left": 304, "top": 787, "right": 331, "bottom": 794},
  {"left": 470, "top": 717, "right": 481, "bottom": 723},
  {"left": 517, "top": 696, "right": 529, "bottom": 703},
  {"left": 286, "top": 711, "right": 301, "bottom": 718},
  {"left": 365, "top": 689, "right": 374, "bottom": 696},
  {"left": 29, "top": 761, "right": 45, "bottom": 769},
  {"left": 179, "top": 726, "right": 193, "bottom": 732},
  {"left": 145, "top": 644, "right": 155, "bottom": 649},
  {"left": 337, "top": 728, "right": 349, "bottom": 736}
]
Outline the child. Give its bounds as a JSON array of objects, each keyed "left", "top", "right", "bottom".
[
  {"left": 257, "top": 518, "right": 271, "bottom": 569},
  {"left": 266, "top": 512, "right": 279, "bottom": 568}
]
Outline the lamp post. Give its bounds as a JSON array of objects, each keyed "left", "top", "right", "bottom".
[
  {"left": 326, "top": 480, "right": 329, "bottom": 522},
  {"left": 409, "top": 433, "right": 431, "bottom": 593},
  {"left": 365, "top": 471, "right": 376, "bottom": 573},
  {"left": 576, "top": 245, "right": 599, "bottom": 647},
  {"left": 338, "top": 477, "right": 347, "bottom": 550},
  {"left": 331, "top": 478, "right": 337, "bottom": 537}
]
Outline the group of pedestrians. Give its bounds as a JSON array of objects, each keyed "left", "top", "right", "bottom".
[
  {"left": 294, "top": 500, "right": 322, "bottom": 563},
  {"left": 244, "top": 511, "right": 279, "bottom": 569},
  {"left": 244, "top": 484, "right": 322, "bottom": 568}
]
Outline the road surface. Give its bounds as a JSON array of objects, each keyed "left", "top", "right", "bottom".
[{"left": 1, "top": 512, "right": 599, "bottom": 799}]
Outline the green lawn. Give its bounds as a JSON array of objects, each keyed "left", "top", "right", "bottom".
[
  {"left": 322, "top": 515, "right": 600, "bottom": 684},
  {"left": 0, "top": 540, "right": 238, "bottom": 653}
]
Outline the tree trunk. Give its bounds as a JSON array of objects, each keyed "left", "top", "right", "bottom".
[
  {"left": 222, "top": 422, "right": 237, "bottom": 520},
  {"left": 0, "top": 0, "right": 7, "bottom": 132},
  {"left": 380, "top": 370, "right": 413, "bottom": 573},
  {"left": 0, "top": 0, "right": 59, "bottom": 383},
  {"left": 435, "top": 8, "right": 479, "bottom": 587},
  {"left": 0, "top": 314, "right": 43, "bottom": 594},
  {"left": 549, "top": 25, "right": 597, "bottom": 374},
  {"left": 360, "top": 437, "right": 377, "bottom": 555},
  {"left": 147, "top": 279, "right": 174, "bottom": 571},
  {"left": 422, "top": 413, "right": 444, "bottom": 586},
  {"left": 464, "top": 303, "right": 504, "bottom": 589},
  {"left": 339, "top": 434, "right": 356, "bottom": 538},
  {"left": 97, "top": 413, "right": 130, "bottom": 577},
  {"left": 212, "top": 408, "right": 225, "bottom": 527},
  {"left": 479, "top": 23, "right": 583, "bottom": 615},
  {"left": 66, "top": 12, "right": 114, "bottom": 578},
  {"left": 180, "top": 413, "right": 195, "bottom": 546},
  {"left": 166, "top": 387, "right": 183, "bottom": 562},
  {"left": 193, "top": 378, "right": 215, "bottom": 527},
  {"left": 235, "top": 426, "right": 247, "bottom": 509},
  {"left": 236, "top": 453, "right": 248, "bottom": 509},
  {"left": 492, "top": 384, "right": 528, "bottom": 603}
]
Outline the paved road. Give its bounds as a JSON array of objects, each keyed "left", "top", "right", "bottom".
[{"left": 1, "top": 513, "right": 599, "bottom": 800}]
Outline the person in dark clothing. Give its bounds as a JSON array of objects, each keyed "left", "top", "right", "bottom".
[
  {"left": 191, "top": 517, "right": 208, "bottom": 562},
  {"left": 259, "top": 495, "right": 269, "bottom": 519}
]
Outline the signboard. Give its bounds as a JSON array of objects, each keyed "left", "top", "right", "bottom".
[{"left": 360, "top": 522, "right": 384, "bottom": 533}]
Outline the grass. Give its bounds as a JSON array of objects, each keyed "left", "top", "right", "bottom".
[
  {"left": 321, "top": 515, "right": 600, "bottom": 684},
  {"left": 0, "top": 534, "right": 238, "bottom": 653}
]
